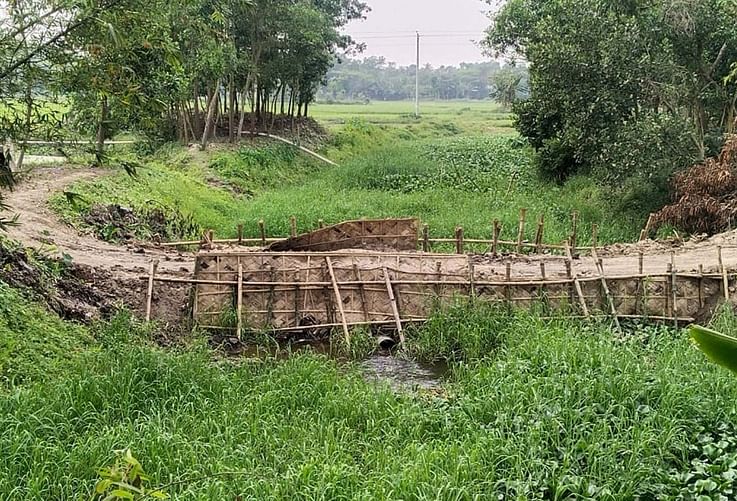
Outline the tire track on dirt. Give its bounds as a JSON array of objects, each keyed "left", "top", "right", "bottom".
[{"left": 4, "top": 167, "right": 193, "bottom": 279}]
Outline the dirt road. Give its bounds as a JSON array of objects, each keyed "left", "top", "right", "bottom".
[
  {"left": 5, "top": 166, "right": 737, "bottom": 286},
  {"left": 4, "top": 167, "right": 193, "bottom": 279}
]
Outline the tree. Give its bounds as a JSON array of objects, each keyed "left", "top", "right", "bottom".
[
  {"left": 485, "top": 0, "right": 737, "bottom": 198},
  {"left": 489, "top": 64, "right": 527, "bottom": 108}
]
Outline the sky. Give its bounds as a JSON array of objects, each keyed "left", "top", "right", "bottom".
[{"left": 344, "top": 0, "right": 493, "bottom": 68}]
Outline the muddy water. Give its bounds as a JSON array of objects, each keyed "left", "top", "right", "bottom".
[
  {"left": 359, "top": 354, "right": 448, "bottom": 391},
  {"left": 230, "top": 340, "right": 448, "bottom": 391}
]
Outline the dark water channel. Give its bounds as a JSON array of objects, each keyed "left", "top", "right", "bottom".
[
  {"left": 229, "top": 339, "right": 448, "bottom": 391},
  {"left": 359, "top": 353, "right": 448, "bottom": 391}
]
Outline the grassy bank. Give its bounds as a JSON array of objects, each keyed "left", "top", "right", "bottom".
[
  {"left": 51, "top": 126, "right": 643, "bottom": 246},
  {"left": 2, "top": 292, "right": 737, "bottom": 499}
]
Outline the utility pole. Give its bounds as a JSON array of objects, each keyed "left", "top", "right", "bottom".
[{"left": 415, "top": 31, "right": 420, "bottom": 118}]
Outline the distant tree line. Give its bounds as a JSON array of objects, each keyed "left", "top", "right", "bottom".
[{"left": 317, "top": 57, "right": 528, "bottom": 103}]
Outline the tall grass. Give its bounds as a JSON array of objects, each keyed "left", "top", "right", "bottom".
[
  {"left": 52, "top": 128, "right": 642, "bottom": 245},
  {"left": 3, "top": 288, "right": 737, "bottom": 499}
]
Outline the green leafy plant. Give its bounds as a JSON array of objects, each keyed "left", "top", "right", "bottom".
[
  {"left": 93, "top": 449, "right": 168, "bottom": 501},
  {"left": 690, "top": 325, "right": 737, "bottom": 375}
]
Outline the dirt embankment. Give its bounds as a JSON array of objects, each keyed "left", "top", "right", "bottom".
[{"left": 6, "top": 166, "right": 737, "bottom": 331}]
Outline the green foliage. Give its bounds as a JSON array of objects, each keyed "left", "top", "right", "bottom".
[
  {"left": 486, "top": 0, "right": 737, "bottom": 199},
  {"left": 3, "top": 307, "right": 737, "bottom": 498},
  {"left": 94, "top": 449, "right": 168, "bottom": 501},
  {"left": 404, "top": 300, "right": 511, "bottom": 362},
  {"left": 690, "top": 323, "right": 737, "bottom": 375},
  {"left": 0, "top": 282, "right": 92, "bottom": 388},
  {"left": 52, "top": 128, "right": 641, "bottom": 245}
]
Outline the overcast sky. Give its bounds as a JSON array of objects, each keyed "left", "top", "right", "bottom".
[{"left": 344, "top": 0, "right": 492, "bottom": 68}]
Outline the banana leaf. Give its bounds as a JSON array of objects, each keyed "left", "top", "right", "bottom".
[{"left": 690, "top": 325, "right": 737, "bottom": 375}]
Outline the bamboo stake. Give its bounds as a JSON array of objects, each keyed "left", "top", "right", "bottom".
[
  {"left": 535, "top": 214, "right": 545, "bottom": 254},
  {"left": 422, "top": 224, "right": 430, "bottom": 252},
  {"left": 435, "top": 261, "right": 442, "bottom": 298},
  {"left": 517, "top": 208, "right": 527, "bottom": 253},
  {"left": 326, "top": 257, "right": 351, "bottom": 348},
  {"left": 383, "top": 267, "right": 405, "bottom": 345},
  {"left": 318, "top": 219, "right": 325, "bottom": 229},
  {"left": 267, "top": 267, "right": 276, "bottom": 325},
  {"left": 237, "top": 224, "right": 244, "bottom": 245},
  {"left": 492, "top": 219, "right": 501, "bottom": 256},
  {"left": 719, "top": 246, "right": 730, "bottom": 301},
  {"left": 455, "top": 227, "right": 464, "bottom": 254},
  {"left": 290, "top": 216, "right": 297, "bottom": 238},
  {"left": 640, "top": 214, "right": 654, "bottom": 241},
  {"left": 259, "top": 220, "right": 266, "bottom": 246},
  {"left": 236, "top": 264, "right": 243, "bottom": 340},
  {"left": 698, "top": 264, "right": 705, "bottom": 310},
  {"left": 505, "top": 261, "right": 512, "bottom": 304},
  {"left": 468, "top": 256, "right": 476, "bottom": 299},
  {"left": 565, "top": 241, "right": 589, "bottom": 317},
  {"left": 591, "top": 246, "right": 619, "bottom": 330},
  {"left": 666, "top": 263, "right": 674, "bottom": 320},
  {"left": 145, "top": 260, "right": 159, "bottom": 322},
  {"left": 570, "top": 211, "right": 578, "bottom": 256},
  {"left": 670, "top": 253, "right": 678, "bottom": 329}
]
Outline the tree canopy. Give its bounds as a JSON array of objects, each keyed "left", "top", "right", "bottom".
[{"left": 485, "top": 0, "right": 737, "bottom": 202}]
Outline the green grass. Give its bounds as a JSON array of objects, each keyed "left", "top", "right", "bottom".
[
  {"left": 311, "top": 100, "right": 514, "bottom": 135},
  {"left": 52, "top": 129, "right": 642, "bottom": 246},
  {"left": 3, "top": 291, "right": 737, "bottom": 499}
]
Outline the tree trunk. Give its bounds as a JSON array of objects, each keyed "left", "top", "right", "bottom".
[
  {"left": 200, "top": 81, "right": 220, "bottom": 151},
  {"left": 95, "top": 95, "right": 108, "bottom": 165}
]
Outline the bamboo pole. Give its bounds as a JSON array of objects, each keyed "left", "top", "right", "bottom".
[
  {"left": 517, "top": 208, "right": 527, "bottom": 253},
  {"left": 468, "top": 256, "right": 476, "bottom": 299},
  {"left": 640, "top": 214, "right": 654, "bottom": 241},
  {"left": 719, "top": 246, "right": 730, "bottom": 301},
  {"left": 698, "top": 264, "right": 705, "bottom": 310},
  {"left": 326, "top": 257, "right": 351, "bottom": 348},
  {"left": 383, "top": 267, "right": 405, "bottom": 345},
  {"left": 237, "top": 224, "right": 244, "bottom": 245},
  {"left": 570, "top": 211, "right": 578, "bottom": 256},
  {"left": 492, "top": 219, "right": 501, "bottom": 256},
  {"left": 422, "top": 224, "right": 430, "bottom": 252},
  {"left": 455, "top": 227, "right": 464, "bottom": 254},
  {"left": 565, "top": 241, "right": 589, "bottom": 317},
  {"left": 591, "top": 244, "right": 619, "bottom": 329},
  {"left": 290, "top": 216, "right": 297, "bottom": 238},
  {"left": 259, "top": 220, "right": 266, "bottom": 246},
  {"left": 535, "top": 214, "right": 545, "bottom": 254},
  {"left": 236, "top": 264, "right": 243, "bottom": 340},
  {"left": 670, "top": 253, "right": 678, "bottom": 329},
  {"left": 145, "top": 260, "right": 159, "bottom": 322}
]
